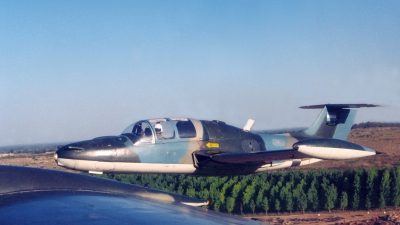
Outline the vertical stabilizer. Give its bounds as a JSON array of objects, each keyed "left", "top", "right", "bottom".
[{"left": 291, "top": 104, "right": 379, "bottom": 140}]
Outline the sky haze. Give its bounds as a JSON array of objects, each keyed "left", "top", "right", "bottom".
[{"left": 1, "top": 1, "right": 399, "bottom": 146}]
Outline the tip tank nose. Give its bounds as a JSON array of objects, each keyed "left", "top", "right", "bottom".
[{"left": 374, "top": 150, "right": 384, "bottom": 155}]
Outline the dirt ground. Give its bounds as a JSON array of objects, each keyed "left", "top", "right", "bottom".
[
  {"left": 246, "top": 210, "right": 400, "bottom": 224},
  {"left": 1, "top": 127, "right": 400, "bottom": 224},
  {"left": 0, "top": 152, "right": 77, "bottom": 173}
]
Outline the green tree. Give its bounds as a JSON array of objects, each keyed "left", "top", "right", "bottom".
[
  {"left": 392, "top": 166, "right": 400, "bottom": 208},
  {"left": 278, "top": 183, "right": 293, "bottom": 214},
  {"left": 320, "top": 177, "right": 330, "bottom": 211},
  {"left": 325, "top": 184, "right": 337, "bottom": 213},
  {"left": 209, "top": 182, "right": 221, "bottom": 212},
  {"left": 285, "top": 191, "right": 294, "bottom": 214},
  {"left": 255, "top": 187, "right": 266, "bottom": 211},
  {"left": 297, "top": 188, "right": 308, "bottom": 213},
  {"left": 242, "top": 182, "right": 256, "bottom": 206},
  {"left": 250, "top": 199, "right": 256, "bottom": 214},
  {"left": 339, "top": 191, "right": 348, "bottom": 211},
  {"left": 269, "top": 185, "right": 279, "bottom": 209},
  {"left": 200, "top": 189, "right": 209, "bottom": 200},
  {"left": 365, "top": 167, "right": 378, "bottom": 210},
  {"left": 307, "top": 181, "right": 319, "bottom": 211},
  {"left": 226, "top": 197, "right": 235, "bottom": 214},
  {"left": 293, "top": 179, "right": 307, "bottom": 213},
  {"left": 219, "top": 177, "right": 238, "bottom": 206},
  {"left": 186, "top": 188, "right": 195, "bottom": 198},
  {"left": 275, "top": 199, "right": 281, "bottom": 214},
  {"left": 262, "top": 197, "right": 269, "bottom": 215},
  {"left": 352, "top": 173, "right": 361, "bottom": 210},
  {"left": 232, "top": 183, "right": 242, "bottom": 199},
  {"left": 379, "top": 169, "right": 391, "bottom": 209}
]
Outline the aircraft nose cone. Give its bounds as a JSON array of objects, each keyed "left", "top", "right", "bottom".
[
  {"left": 54, "top": 143, "right": 86, "bottom": 161},
  {"left": 54, "top": 136, "right": 140, "bottom": 165}
]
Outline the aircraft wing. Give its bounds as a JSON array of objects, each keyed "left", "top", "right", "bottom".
[
  {"left": 0, "top": 166, "right": 262, "bottom": 225},
  {"left": 194, "top": 149, "right": 300, "bottom": 165},
  {"left": 195, "top": 137, "right": 377, "bottom": 165},
  {"left": 211, "top": 150, "right": 295, "bottom": 164}
]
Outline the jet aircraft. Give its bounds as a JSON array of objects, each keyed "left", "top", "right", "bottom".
[{"left": 54, "top": 104, "right": 379, "bottom": 175}]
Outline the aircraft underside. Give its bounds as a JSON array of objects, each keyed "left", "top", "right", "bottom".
[{"left": 56, "top": 157, "right": 323, "bottom": 175}]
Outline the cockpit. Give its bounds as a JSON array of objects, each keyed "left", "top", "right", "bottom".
[{"left": 121, "top": 118, "right": 198, "bottom": 145}]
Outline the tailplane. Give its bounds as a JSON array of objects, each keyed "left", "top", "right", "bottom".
[{"left": 291, "top": 104, "right": 379, "bottom": 140}]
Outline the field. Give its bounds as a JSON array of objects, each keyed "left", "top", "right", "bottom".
[
  {"left": 301, "top": 127, "right": 400, "bottom": 171},
  {"left": 0, "top": 152, "right": 75, "bottom": 172},
  {"left": 246, "top": 210, "right": 400, "bottom": 224},
  {"left": 1, "top": 127, "right": 400, "bottom": 224}
]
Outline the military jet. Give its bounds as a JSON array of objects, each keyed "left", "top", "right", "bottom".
[{"left": 54, "top": 104, "right": 379, "bottom": 175}]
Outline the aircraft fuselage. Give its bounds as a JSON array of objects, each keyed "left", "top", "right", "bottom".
[{"left": 55, "top": 116, "right": 376, "bottom": 175}]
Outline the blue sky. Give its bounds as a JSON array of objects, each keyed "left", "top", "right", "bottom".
[{"left": 1, "top": 0, "right": 399, "bottom": 146}]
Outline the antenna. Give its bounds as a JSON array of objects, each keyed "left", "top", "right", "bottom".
[{"left": 243, "top": 119, "right": 255, "bottom": 132}]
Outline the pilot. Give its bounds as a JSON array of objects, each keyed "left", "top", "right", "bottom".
[
  {"left": 133, "top": 123, "right": 143, "bottom": 136},
  {"left": 154, "top": 123, "right": 165, "bottom": 140}
]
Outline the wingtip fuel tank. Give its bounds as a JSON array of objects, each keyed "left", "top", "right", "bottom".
[{"left": 293, "top": 138, "right": 376, "bottom": 160}]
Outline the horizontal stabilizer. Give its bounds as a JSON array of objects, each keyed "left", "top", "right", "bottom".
[{"left": 300, "top": 104, "right": 380, "bottom": 109}]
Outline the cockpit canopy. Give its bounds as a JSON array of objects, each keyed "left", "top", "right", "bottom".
[{"left": 121, "top": 118, "right": 197, "bottom": 144}]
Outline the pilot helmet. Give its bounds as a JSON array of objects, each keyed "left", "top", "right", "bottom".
[{"left": 154, "top": 123, "right": 163, "bottom": 133}]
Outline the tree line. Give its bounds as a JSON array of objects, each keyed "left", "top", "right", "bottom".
[
  {"left": 352, "top": 122, "right": 400, "bottom": 129},
  {"left": 97, "top": 166, "right": 400, "bottom": 215}
]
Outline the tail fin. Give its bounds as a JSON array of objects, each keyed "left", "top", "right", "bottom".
[{"left": 291, "top": 104, "right": 379, "bottom": 140}]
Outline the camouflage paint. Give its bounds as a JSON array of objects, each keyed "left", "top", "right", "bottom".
[{"left": 55, "top": 104, "right": 379, "bottom": 175}]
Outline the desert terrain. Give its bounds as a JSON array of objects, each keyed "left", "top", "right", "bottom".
[{"left": 1, "top": 126, "right": 400, "bottom": 224}]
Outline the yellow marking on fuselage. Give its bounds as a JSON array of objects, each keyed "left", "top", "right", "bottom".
[{"left": 206, "top": 142, "right": 220, "bottom": 148}]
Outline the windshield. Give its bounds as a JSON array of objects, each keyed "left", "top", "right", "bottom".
[
  {"left": 122, "top": 118, "right": 197, "bottom": 143},
  {"left": 121, "top": 121, "right": 154, "bottom": 144},
  {"left": 148, "top": 119, "right": 175, "bottom": 140}
]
